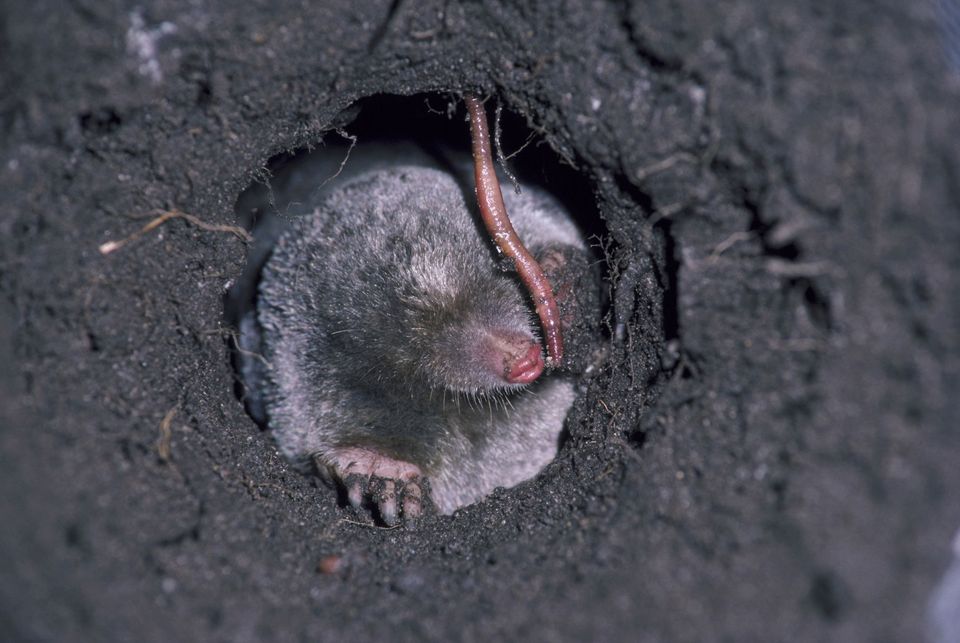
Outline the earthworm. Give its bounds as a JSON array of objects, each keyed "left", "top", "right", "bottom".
[{"left": 464, "top": 94, "right": 563, "bottom": 366}]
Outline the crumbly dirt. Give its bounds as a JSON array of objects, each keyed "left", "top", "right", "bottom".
[{"left": 1, "top": 1, "right": 958, "bottom": 641}]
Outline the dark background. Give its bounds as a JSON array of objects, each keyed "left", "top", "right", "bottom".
[{"left": 1, "top": 1, "right": 958, "bottom": 641}]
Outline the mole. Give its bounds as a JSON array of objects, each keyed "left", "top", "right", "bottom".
[{"left": 234, "top": 137, "right": 599, "bottom": 525}]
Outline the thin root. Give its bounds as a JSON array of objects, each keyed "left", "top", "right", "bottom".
[
  {"left": 708, "top": 231, "right": 754, "bottom": 262},
  {"left": 317, "top": 128, "right": 359, "bottom": 189},
  {"left": 156, "top": 404, "right": 178, "bottom": 462},
  {"left": 338, "top": 517, "right": 400, "bottom": 530},
  {"left": 99, "top": 209, "right": 251, "bottom": 255},
  {"left": 494, "top": 101, "right": 522, "bottom": 194}
]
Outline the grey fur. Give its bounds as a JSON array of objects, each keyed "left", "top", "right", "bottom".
[{"left": 244, "top": 165, "right": 588, "bottom": 514}]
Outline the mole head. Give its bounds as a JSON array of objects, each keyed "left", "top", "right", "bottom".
[{"left": 400, "top": 255, "right": 545, "bottom": 395}]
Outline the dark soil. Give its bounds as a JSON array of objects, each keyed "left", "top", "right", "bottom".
[{"left": 2, "top": 1, "right": 958, "bottom": 641}]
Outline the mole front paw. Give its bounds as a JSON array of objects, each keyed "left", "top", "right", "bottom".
[{"left": 316, "top": 448, "right": 426, "bottom": 526}]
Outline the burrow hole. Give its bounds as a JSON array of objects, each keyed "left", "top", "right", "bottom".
[{"left": 223, "top": 93, "right": 616, "bottom": 514}]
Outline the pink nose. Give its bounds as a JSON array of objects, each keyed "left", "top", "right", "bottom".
[{"left": 506, "top": 343, "right": 545, "bottom": 384}]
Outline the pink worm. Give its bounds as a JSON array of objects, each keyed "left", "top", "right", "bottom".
[{"left": 464, "top": 94, "right": 563, "bottom": 366}]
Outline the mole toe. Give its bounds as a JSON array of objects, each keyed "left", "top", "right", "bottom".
[
  {"left": 346, "top": 476, "right": 364, "bottom": 509},
  {"left": 378, "top": 479, "right": 398, "bottom": 526},
  {"left": 402, "top": 480, "right": 423, "bottom": 521}
]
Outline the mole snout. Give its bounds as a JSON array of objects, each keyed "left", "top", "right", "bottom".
[
  {"left": 464, "top": 326, "right": 544, "bottom": 390},
  {"left": 483, "top": 330, "right": 545, "bottom": 385}
]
